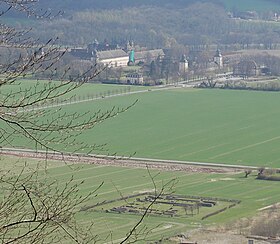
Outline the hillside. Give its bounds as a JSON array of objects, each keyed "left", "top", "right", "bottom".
[
  {"left": 36, "top": 0, "right": 280, "bottom": 12},
  {"left": 220, "top": 0, "right": 280, "bottom": 11},
  {"left": 2, "top": 0, "right": 280, "bottom": 48}
]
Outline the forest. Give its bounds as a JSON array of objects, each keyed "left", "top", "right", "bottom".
[
  {"left": 5, "top": 1, "right": 277, "bottom": 49},
  {"left": 2, "top": 0, "right": 280, "bottom": 49},
  {"left": 34, "top": 0, "right": 280, "bottom": 12}
]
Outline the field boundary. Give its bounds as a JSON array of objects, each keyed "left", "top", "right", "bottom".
[
  {"left": 18, "top": 77, "right": 204, "bottom": 112},
  {"left": 0, "top": 147, "right": 267, "bottom": 172}
]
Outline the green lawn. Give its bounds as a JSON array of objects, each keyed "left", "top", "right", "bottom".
[{"left": 2, "top": 156, "right": 280, "bottom": 242}]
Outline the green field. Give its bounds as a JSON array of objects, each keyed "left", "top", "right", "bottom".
[
  {"left": 10, "top": 84, "right": 280, "bottom": 167},
  {"left": 5, "top": 84, "right": 280, "bottom": 241},
  {"left": 3, "top": 79, "right": 146, "bottom": 98},
  {"left": 52, "top": 87, "right": 280, "bottom": 168},
  {"left": 3, "top": 156, "right": 280, "bottom": 242}
]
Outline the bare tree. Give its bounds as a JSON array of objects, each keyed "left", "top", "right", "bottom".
[
  {"left": 0, "top": 1, "right": 170, "bottom": 243},
  {"left": 251, "top": 211, "right": 280, "bottom": 237},
  {"left": 244, "top": 169, "right": 252, "bottom": 178},
  {"left": 0, "top": 1, "right": 135, "bottom": 243},
  {"left": 0, "top": 1, "right": 134, "bottom": 154},
  {"left": 257, "top": 167, "right": 265, "bottom": 176},
  {"left": 0, "top": 163, "right": 103, "bottom": 244}
]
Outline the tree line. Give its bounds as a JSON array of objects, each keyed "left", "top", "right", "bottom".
[{"left": 21, "top": 3, "right": 280, "bottom": 50}]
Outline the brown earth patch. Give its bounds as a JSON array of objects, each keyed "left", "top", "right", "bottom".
[{"left": 0, "top": 150, "right": 238, "bottom": 174}]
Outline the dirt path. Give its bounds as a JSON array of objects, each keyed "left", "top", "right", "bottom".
[{"left": 0, "top": 149, "right": 238, "bottom": 174}]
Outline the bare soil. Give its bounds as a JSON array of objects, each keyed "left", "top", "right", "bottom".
[{"left": 0, "top": 150, "right": 238, "bottom": 174}]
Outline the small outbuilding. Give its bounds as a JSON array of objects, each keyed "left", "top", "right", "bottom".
[
  {"left": 233, "top": 60, "right": 260, "bottom": 77},
  {"left": 126, "top": 73, "right": 144, "bottom": 85}
]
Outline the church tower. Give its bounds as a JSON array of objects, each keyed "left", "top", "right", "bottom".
[
  {"left": 179, "top": 55, "right": 188, "bottom": 74},
  {"left": 214, "top": 49, "right": 223, "bottom": 68},
  {"left": 126, "top": 40, "right": 134, "bottom": 52}
]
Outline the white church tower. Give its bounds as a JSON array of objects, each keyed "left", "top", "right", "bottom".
[
  {"left": 179, "top": 55, "right": 188, "bottom": 74},
  {"left": 214, "top": 49, "right": 223, "bottom": 68}
]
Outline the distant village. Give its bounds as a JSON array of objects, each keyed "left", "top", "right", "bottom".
[
  {"left": 64, "top": 39, "right": 273, "bottom": 86},
  {"left": 68, "top": 40, "right": 166, "bottom": 84},
  {"left": 70, "top": 40, "right": 164, "bottom": 69}
]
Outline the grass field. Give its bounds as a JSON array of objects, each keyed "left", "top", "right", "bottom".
[
  {"left": 3, "top": 79, "right": 146, "bottom": 98},
  {"left": 3, "top": 156, "right": 280, "bottom": 242},
  {"left": 9, "top": 84, "right": 280, "bottom": 167},
  {"left": 50, "top": 87, "right": 280, "bottom": 168},
  {"left": 5, "top": 83, "right": 280, "bottom": 240}
]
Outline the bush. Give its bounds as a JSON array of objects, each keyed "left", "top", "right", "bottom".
[
  {"left": 256, "top": 175, "right": 280, "bottom": 181},
  {"left": 251, "top": 216, "right": 280, "bottom": 237}
]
